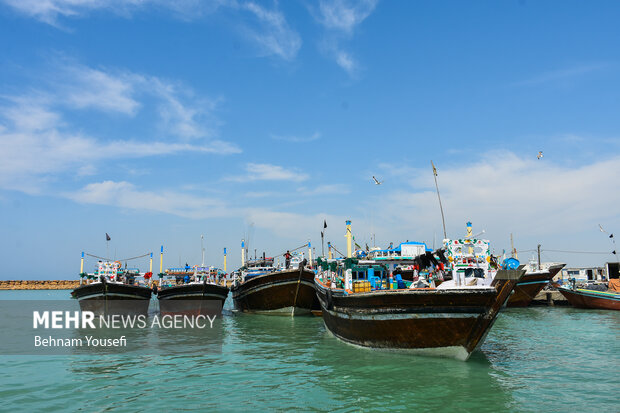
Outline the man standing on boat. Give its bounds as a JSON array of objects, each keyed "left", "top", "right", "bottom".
[{"left": 285, "top": 251, "right": 291, "bottom": 269}]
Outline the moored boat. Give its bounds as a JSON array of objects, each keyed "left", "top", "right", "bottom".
[
  {"left": 315, "top": 256, "right": 523, "bottom": 361},
  {"left": 231, "top": 250, "right": 316, "bottom": 316},
  {"left": 157, "top": 266, "right": 229, "bottom": 315},
  {"left": 557, "top": 279, "right": 620, "bottom": 310},
  {"left": 71, "top": 256, "right": 153, "bottom": 315},
  {"left": 506, "top": 260, "right": 565, "bottom": 307},
  {"left": 314, "top": 221, "right": 525, "bottom": 360}
]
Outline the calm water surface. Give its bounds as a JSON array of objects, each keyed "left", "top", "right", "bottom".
[{"left": 0, "top": 290, "right": 618, "bottom": 412}]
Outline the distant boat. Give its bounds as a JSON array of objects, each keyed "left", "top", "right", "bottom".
[
  {"left": 506, "top": 260, "right": 566, "bottom": 307},
  {"left": 71, "top": 260, "right": 152, "bottom": 315},
  {"left": 231, "top": 254, "right": 316, "bottom": 316},
  {"left": 156, "top": 266, "right": 229, "bottom": 316},
  {"left": 557, "top": 279, "right": 620, "bottom": 310}
]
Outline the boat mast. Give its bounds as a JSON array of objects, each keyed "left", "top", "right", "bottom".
[
  {"left": 431, "top": 161, "right": 447, "bottom": 240},
  {"left": 201, "top": 234, "right": 205, "bottom": 267},
  {"left": 510, "top": 233, "right": 517, "bottom": 259}
]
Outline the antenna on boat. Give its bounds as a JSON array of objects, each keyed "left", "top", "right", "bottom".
[
  {"left": 431, "top": 161, "right": 447, "bottom": 240},
  {"left": 201, "top": 234, "right": 205, "bottom": 267},
  {"left": 224, "top": 248, "right": 227, "bottom": 272},
  {"left": 510, "top": 233, "right": 517, "bottom": 259}
]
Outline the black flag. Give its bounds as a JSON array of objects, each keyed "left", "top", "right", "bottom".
[
  {"left": 610, "top": 234, "right": 614, "bottom": 239},
  {"left": 323, "top": 220, "right": 327, "bottom": 229},
  {"left": 613, "top": 250, "right": 617, "bottom": 255},
  {"left": 321, "top": 231, "right": 324, "bottom": 239},
  {"left": 106, "top": 233, "right": 111, "bottom": 241}
]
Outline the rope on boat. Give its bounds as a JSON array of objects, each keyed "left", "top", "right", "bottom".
[
  {"left": 275, "top": 243, "right": 309, "bottom": 257},
  {"left": 84, "top": 252, "right": 151, "bottom": 261},
  {"left": 543, "top": 249, "right": 613, "bottom": 255},
  {"left": 330, "top": 244, "right": 345, "bottom": 257}
]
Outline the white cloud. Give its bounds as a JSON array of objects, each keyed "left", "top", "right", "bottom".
[
  {"left": 228, "top": 163, "right": 309, "bottom": 182},
  {"left": 512, "top": 64, "right": 608, "bottom": 87},
  {"left": 372, "top": 151, "right": 620, "bottom": 261},
  {"left": 66, "top": 180, "right": 232, "bottom": 219},
  {"left": 313, "top": 0, "right": 378, "bottom": 75},
  {"left": 237, "top": 1, "right": 302, "bottom": 61},
  {"left": 50, "top": 61, "right": 219, "bottom": 140},
  {"left": 335, "top": 50, "right": 356, "bottom": 75},
  {"left": 317, "top": 0, "right": 378, "bottom": 34},
  {"left": 0, "top": 61, "right": 240, "bottom": 193},
  {"left": 244, "top": 208, "right": 343, "bottom": 239},
  {"left": 0, "top": 0, "right": 213, "bottom": 26},
  {"left": 298, "top": 184, "right": 350, "bottom": 196},
  {"left": 1, "top": 0, "right": 301, "bottom": 61},
  {"left": 270, "top": 131, "right": 321, "bottom": 143},
  {"left": 62, "top": 65, "right": 140, "bottom": 114}
]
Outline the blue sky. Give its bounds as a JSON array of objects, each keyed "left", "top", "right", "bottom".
[{"left": 1, "top": 0, "right": 619, "bottom": 279}]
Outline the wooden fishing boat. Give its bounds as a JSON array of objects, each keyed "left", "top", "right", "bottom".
[
  {"left": 507, "top": 262, "right": 565, "bottom": 307},
  {"left": 231, "top": 256, "right": 316, "bottom": 316},
  {"left": 557, "top": 279, "right": 620, "bottom": 310},
  {"left": 315, "top": 256, "right": 524, "bottom": 361},
  {"left": 71, "top": 260, "right": 152, "bottom": 315},
  {"left": 157, "top": 266, "right": 229, "bottom": 315}
]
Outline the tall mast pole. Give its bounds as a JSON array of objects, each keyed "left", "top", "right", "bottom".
[
  {"left": 201, "top": 234, "right": 205, "bottom": 267},
  {"left": 431, "top": 161, "right": 447, "bottom": 240}
]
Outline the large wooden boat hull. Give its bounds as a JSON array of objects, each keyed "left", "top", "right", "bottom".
[
  {"left": 158, "top": 282, "right": 229, "bottom": 315},
  {"left": 231, "top": 268, "right": 316, "bottom": 315},
  {"left": 507, "top": 264, "right": 565, "bottom": 307},
  {"left": 557, "top": 287, "right": 620, "bottom": 310},
  {"left": 314, "top": 269, "right": 523, "bottom": 360},
  {"left": 71, "top": 280, "right": 152, "bottom": 315}
]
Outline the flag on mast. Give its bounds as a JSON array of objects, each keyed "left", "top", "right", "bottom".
[
  {"left": 106, "top": 233, "right": 111, "bottom": 241},
  {"left": 431, "top": 161, "right": 438, "bottom": 176},
  {"left": 323, "top": 220, "right": 327, "bottom": 229}
]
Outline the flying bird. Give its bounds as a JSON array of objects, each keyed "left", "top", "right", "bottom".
[
  {"left": 372, "top": 176, "right": 383, "bottom": 185},
  {"left": 537, "top": 151, "right": 543, "bottom": 160}
]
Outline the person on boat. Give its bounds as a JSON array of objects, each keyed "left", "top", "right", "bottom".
[
  {"left": 284, "top": 251, "right": 291, "bottom": 269},
  {"left": 183, "top": 274, "right": 190, "bottom": 284}
]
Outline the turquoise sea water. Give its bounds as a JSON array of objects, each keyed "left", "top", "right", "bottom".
[{"left": 0, "top": 290, "right": 618, "bottom": 412}]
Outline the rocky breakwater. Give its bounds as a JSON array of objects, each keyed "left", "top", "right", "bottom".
[{"left": 0, "top": 280, "right": 80, "bottom": 290}]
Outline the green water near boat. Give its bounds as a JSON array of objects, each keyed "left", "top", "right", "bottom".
[{"left": 0, "top": 290, "right": 618, "bottom": 412}]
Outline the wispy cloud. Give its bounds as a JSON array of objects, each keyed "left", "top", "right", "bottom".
[
  {"left": 335, "top": 50, "right": 356, "bottom": 75},
  {"left": 0, "top": 0, "right": 216, "bottom": 26},
  {"left": 228, "top": 163, "right": 309, "bottom": 182},
  {"left": 312, "top": 0, "right": 378, "bottom": 75},
  {"left": 512, "top": 63, "right": 608, "bottom": 87},
  {"left": 237, "top": 1, "right": 302, "bottom": 61},
  {"left": 317, "top": 0, "right": 378, "bottom": 34},
  {"left": 50, "top": 60, "right": 221, "bottom": 140},
  {"left": 65, "top": 179, "right": 343, "bottom": 241},
  {"left": 61, "top": 64, "right": 141, "bottom": 115},
  {"left": 0, "top": 61, "right": 240, "bottom": 193},
  {"left": 298, "top": 184, "right": 350, "bottom": 196},
  {"left": 66, "top": 180, "right": 232, "bottom": 219},
  {"left": 270, "top": 131, "right": 321, "bottom": 143},
  {"left": 1, "top": 0, "right": 301, "bottom": 61}
]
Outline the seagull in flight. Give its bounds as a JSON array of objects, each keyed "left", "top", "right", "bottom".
[
  {"left": 537, "top": 151, "right": 543, "bottom": 160},
  {"left": 372, "top": 176, "right": 383, "bottom": 185}
]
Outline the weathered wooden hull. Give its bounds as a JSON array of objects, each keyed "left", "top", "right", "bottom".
[
  {"left": 507, "top": 264, "right": 564, "bottom": 307},
  {"left": 231, "top": 268, "right": 316, "bottom": 315},
  {"left": 71, "top": 281, "right": 152, "bottom": 315},
  {"left": 557, "top": 287, "right": 620, "bottom": 310},
  {"left": 315, "top": 269, "right": 523, "bottom": 360},
  {"left": 158, "top": 282, "right": 229, "bottom": 315}
]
